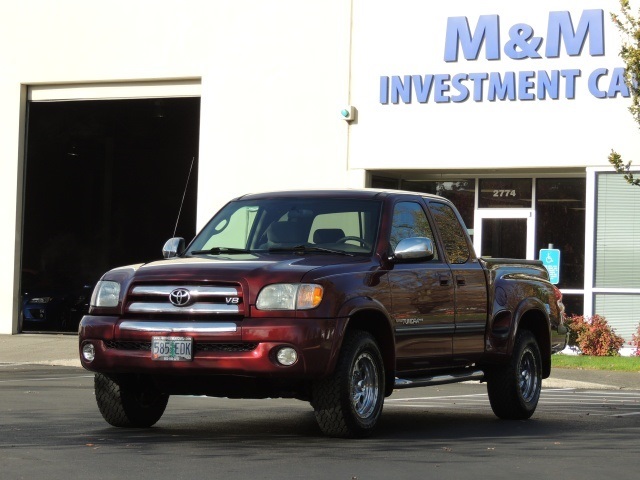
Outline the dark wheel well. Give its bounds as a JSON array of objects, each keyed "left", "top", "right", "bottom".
[
  {"left": 345, "top": 309, "right": 395, "bottom": 396},
  {"left": 518, "top": 309, "right": 551, "bottom": 378}
]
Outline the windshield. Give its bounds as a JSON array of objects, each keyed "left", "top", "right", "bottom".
[{"left": 187, "top": 197, "right": 381, "bottom": 256}]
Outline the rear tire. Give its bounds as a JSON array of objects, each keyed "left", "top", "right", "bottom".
[
  {"left": 94, "top": 373, "right": 169, "bottom": 427},
  {"left": 486, "top": 330, "right": 542, "bottom": 420},
  {"left": 311, "top": 330, "right": 385, "bottom": 437}
]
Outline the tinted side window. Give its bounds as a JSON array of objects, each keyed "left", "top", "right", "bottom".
[
  {"left": 390, "top": 201, "right": 438, "bottom": 260},
  {"left": 429, "top": 202, "right": 470, "bottom": 264}
]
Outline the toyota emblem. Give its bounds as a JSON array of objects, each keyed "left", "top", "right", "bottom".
[{"left": 169, "top": 288, "right": 191, "bottom": 306}]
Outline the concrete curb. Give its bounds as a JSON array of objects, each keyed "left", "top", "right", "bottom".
[
  {"left": 541, "top": 378, "right": 618, "bottom": 390},
  {"left": 1, "top": 359, "right": 82, "bottom": 368}
]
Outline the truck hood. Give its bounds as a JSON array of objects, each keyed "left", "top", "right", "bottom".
[{"left": 128, "top": 254, "right": 370, "bottom": 285}]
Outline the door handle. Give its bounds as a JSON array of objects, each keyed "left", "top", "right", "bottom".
[
  {"left": 457, "top": 276, "right": 466, "bottom": 286},
  {"left": 439, "top": 275, "right": 450, "bottom": 286}
]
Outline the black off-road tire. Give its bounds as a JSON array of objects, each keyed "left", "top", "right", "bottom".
[
  {"left": 94, "top": 373, "right": 169, "bottom": 428},
  {"left": 311, "top": 330, "right": 385, "bottom": 438},
  {"left": 486, "top": 330, "right": 542, "bottom": 420}
]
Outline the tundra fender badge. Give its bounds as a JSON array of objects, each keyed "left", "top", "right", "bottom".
[{"left": 169, "top": 288, "right": 191, "bottom": 306}]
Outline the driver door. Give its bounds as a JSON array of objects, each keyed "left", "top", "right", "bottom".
[{"left": 387, "top": 200, "right": 454, "bottom": 372}]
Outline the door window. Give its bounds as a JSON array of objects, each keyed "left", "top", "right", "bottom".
[
  {"left": 474, "top": 209, "right": 535, "bottom": 259},
  {"left": 481, "top": 218, "right": 528, "bottom": 259},
  {"left": 390, "top": 202, "right": 438, "bottom": 260}
]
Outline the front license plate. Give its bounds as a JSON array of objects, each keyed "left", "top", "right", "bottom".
[{"left": 151, "top": 336, "right": 193, "bottom": 361}]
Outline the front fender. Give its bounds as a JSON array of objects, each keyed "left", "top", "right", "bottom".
[
  {"left": 336, "top": 295, "right": 393, "bottom": 323},
  {"left": 334, "top": 296, "right": 396, "bottom": 396}
]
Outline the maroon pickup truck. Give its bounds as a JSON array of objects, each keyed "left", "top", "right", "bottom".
[{"left": 79, "top": 189, "right": 567, "bottom": 437}]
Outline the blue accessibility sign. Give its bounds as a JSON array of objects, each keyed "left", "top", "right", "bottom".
[{"left": 539, "top": 249, "right": 561, "bottom": 285}]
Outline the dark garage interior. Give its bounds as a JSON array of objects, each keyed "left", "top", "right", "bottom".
[{"left": 20, "top": 97, "right": 201, "bottom": 332}]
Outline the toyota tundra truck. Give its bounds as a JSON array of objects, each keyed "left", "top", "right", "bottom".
[{"left": 79, "top": 189, "right": 567, "bottom": 437}]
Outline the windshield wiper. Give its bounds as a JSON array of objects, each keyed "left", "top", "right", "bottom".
[
  {"left": 190, "top": 247, "right": 251, "bottom": 255},
  {"left": 267, "top": 244, "right": 354, "bottom": 257}
]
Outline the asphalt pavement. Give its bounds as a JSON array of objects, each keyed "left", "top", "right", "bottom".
[{"left": 1, "top": 333, "right": 640, "bottom": 390}]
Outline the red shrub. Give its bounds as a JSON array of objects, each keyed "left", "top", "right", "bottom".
[{"left": 566, "top": 314, "right": 624, "bottom": 356}]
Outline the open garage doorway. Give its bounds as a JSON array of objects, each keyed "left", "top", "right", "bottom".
[{"left": 20, "top": 96, "right": 200, "bottom": 333}]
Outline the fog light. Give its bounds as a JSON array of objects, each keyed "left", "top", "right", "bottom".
[
  {"left": 276, "top": 347, "right": 298, "bottom": 366},
  {"left": 82, "top": 343, "right": 95, "bottom": 362}
]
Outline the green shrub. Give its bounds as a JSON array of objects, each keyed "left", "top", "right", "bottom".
[{"left": 566, "top": 314, "right": 624, "bottom": 356}]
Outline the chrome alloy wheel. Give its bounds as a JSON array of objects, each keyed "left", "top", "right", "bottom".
[
  {"left": 518, "top": 348, "right": 539, "bottom": 403},
  {"left": 350, "top": 352, "right": 380, "bottom": 419}
]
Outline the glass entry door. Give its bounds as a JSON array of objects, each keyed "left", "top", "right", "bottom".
[{"left": 474, "top": 210, "right": 535, "bottom": 259}]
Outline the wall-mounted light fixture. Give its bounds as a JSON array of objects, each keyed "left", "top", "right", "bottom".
[{"left": 340, "top": 105, "right": 356, "bottom": 122}]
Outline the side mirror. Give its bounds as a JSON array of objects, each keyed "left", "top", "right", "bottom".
[
  {"left": 393, "top": 237, "right": 435, "bottom": 262},
  {"left": 162, "top": 237, "right": 185, "bottom": 259}
]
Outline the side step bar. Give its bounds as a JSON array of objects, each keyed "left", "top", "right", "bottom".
[{"left": 394, "top": 370, "right": 485, "bottom": 389}]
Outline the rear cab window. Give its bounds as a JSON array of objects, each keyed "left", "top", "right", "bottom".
[{"left": 428, "top": 201, "right": 471, "bottom": 264}]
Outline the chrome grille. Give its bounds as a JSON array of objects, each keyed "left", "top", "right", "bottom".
[
  {"left": 125, "top": 283, "right": 244, "bottom": 316},
  {"left": 127, "top": 303, "right": 239, "bottom": 314}
]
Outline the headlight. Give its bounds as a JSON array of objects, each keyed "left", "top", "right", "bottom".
[
  {"left": 256, "top": 284, "right": 323, "bottom": 310},
  {"left": 29, "top": 297, "right": 53, "bottom": 304},
  {"left": 91, "top": 281, "right": 121, "bottom": 307}
]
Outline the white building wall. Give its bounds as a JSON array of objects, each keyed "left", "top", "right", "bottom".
[{"left": 197, "top": 0, "right": 353, "bottom": 226}]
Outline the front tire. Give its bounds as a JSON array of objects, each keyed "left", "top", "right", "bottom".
[
  {"left": 486, "top": 330, "right": 542, "bottom": 420},
  {"left": 311, "top": 330, "right": 385, "bottom": 437},
  {"left": 94, "top": 373, "right": 169, "bottom": 427}
]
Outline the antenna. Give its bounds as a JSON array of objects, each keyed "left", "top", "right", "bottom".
[{"left": 173, "top": 156, "right": 196, "bottom": 237}]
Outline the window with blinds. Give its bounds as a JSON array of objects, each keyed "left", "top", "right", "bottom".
[
  {"left": 595, "top": 173, "right": 640, "bottom": 288},
  {"left": 594, "top": 294, "right": 640, "bottom": 342}
]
